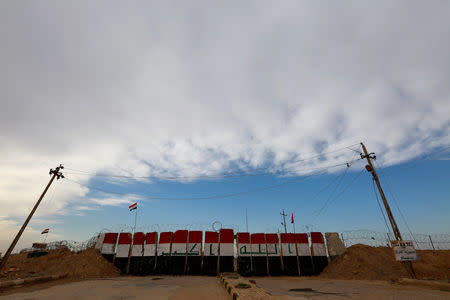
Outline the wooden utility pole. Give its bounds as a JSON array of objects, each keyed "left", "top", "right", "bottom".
[
  {"left": 0, "top": 165, "right": 64, "bottom": 271},
  {"left": 280, "top": 209, "right": 288, "bottom": 234},
  {"left": 360, "top": 143, "right": 402, "bottom": 240},
  {"left": 360, "top": 143, "right": 415, "bottom": 277}
]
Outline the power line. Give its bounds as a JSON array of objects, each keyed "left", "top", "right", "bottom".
[
  {"left": 312, "top": 168, "right": 365, "bottom": 222},
  {"left": 372, "top": 177, "right": 392, "bottom": 235},
  {"left": 63, "top": 143, "right": 361, "bottom": 180},
  {"left": 64, "top": 159, "right": 359, "bottom": 201}
]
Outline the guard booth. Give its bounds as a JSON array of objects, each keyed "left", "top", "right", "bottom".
[
  {"left": 237, "top": 232, "right": 251, "bottom": 276},
  {"left": 129, "top": 232, "right": 144, "bottom": 275},
  {"left": 155, "top": 232, "right": 172, "bottom": 274},
  {"left": 171, "top": 230, "right": 188, "bottom": 275},
  {"left": 280, "top": 233, "right": 298, "bottom": 275},
  {"left": 251, "top": 233, "right": 267, "bottom": 275},
  {"left": 266, "top": 233, "right": 282, "bottom": 276},
  {"left": 296, "top": 233, "right": 314, "bottom": 275},
  {"left": 187, "top": 231, "right": 202, "bottom": 274},
  {"left": 203, "top": 231, "right": 219, "bottom": 275},
  {"left": 142, "top": 232, "right": 157, "bottom": 275},
  {"left": 101, "top": 232, "right": 118, "bottom": 263},
  {"left": 114, "top": 232, "right": 132, "bottom": 274},
  {"left": 219, "top": 229, "right": 234, "bottom": 273},
  {"left": 311, "top": 232, "right": 328, "bottom": 274}
]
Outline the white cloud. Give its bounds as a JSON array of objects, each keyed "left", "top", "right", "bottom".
[{"left": 0, "top": 1, "right": 449, "bottom": 250}]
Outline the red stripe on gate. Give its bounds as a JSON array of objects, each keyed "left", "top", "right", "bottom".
[
  {"left": 295, "top": 233, "right": 309, "bottom": 244},
  {"left": 188, "top": 231, "right": 202, "bottom": 243},
  {"left": 237, "top": 232, "right": 250, "bottom": 244},
  {"left": 103, "top": 233, "right": 118, "bottom": 244},
  {"left": 133, "top": 232, "right": 145, "bottom": 245},
  {"left": 266, "top": 233, "right": 279, "bottom": 244},
  {"left": 219, "top": 229, "right": 234, "bottom": 243},
  {"left": 310, "top": 232, "right": 324, "bottom": 244},
  {"left": 172, "top": 230, "right": 188, "bottom": 243},
  {"left": 205, "top": 231, "right": 218, "bottom": 243},
  {"left": 251, "top": 233, "right": 265, "bottom": 244},
  {"left": 280, "top": 233, "right": 295, "bottom": 243},
  {"left": 145, "top": 232, "right": 157, "bottom": 244},
  {"left": 159, "top": 232, "right": 173, "bottom": 243},
  {"left": 118, "top": 232, "right": 132, "bottom": 244}
]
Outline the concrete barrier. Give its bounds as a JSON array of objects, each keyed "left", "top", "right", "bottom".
[
  {"left": 237, "top": 232, "right": 252, "bottom": 276},
  {"left": 155, "top": 231, "right": 172, "bottom": 274},
  {"left": 101, "top": 232, "right": 118, "bottom": 263},
  {"left": 251, "top": 233, "right": 267, "bottom": 276},
  {"left": 142, "top": 232, "right": 157, "bottom": 275},
  {"left": 114, "top": 232, "right": 132, "bottom": 274},
  {"left": 187, "top": 231, "right": 202, "bottom": 274},
  {"left": 203, "top": 231, "right": 219, "bottom": 275},
  {"left": 219, "top": 229, "right": 235, "bottom": 273},
  {"left": 171, "top": 230, "right": 188, "bottom": 275},
  {"left": 311, "top": 232, "right": 328, "bottom": 274},
  {"left": 129, "top": 232, "right": 144, "bottom": 275},
  {"left": 95, "top": 233, "right": 105, "bottom": 250},
  {"left": 280, "top": 233, "right": 299, "bottom": 275},
  {"left": 325, "top": 232, "right": 346, "bottom": 260},
  {"left": 266, "top": 233, "right": 281, "bottom": 276},
  {"left": 296, "top": 233, "right": 314, "bottom": 276}
]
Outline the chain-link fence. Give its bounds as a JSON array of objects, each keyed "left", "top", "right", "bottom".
[{"left": 340, "top": 230, "right": 450, "bottom": 250}]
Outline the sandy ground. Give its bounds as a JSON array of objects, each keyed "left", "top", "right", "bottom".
[
  {"left": 0, "top": 276, "right": 230, "bottom": 300},
  {"left": 251, "top": 277, "right": 450, "bottom": 300}
]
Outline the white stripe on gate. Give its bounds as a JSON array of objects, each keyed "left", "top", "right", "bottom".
[
  {"left": 267, "top": 243, "right": 279, "bottom": 257},
  {"left": 312, "top": 243, "right": 326, "bottom": 256},
  {"left": 131, "top": 244, "right": 143, "bottom": 257},
  {"left": 297, "top": 243, "right": 311, "bottom": 256},
  {"left": 281, "top": 243, "right": 296, "bottom": 256},
  {"left": 116, "top": 244, "right": 130, "bottom": 258},
  {"left": 238, "top": 243, "right": 252, "bottom": 257},
  {"left": 220, "top": 243, "right": 234, "bottom": 256},
  {"left": 157, "top": 243, "right": 171, "bottom": 256},
  {"left": 204, "top": 243, "right": 218, "bottom": 256},
  {"left": 101, "top": 243, "right": 115, "bottom": 255},
  {"left": 144, "top": 244, "right": 156, "bottom": 256}
]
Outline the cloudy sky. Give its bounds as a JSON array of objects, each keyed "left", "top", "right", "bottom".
[{"left": 1, "top": 1, "right": 449, "bottom": 253}]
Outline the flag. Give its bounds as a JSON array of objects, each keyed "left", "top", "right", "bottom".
[
  {"left": 41, "top": 228, "right": 49, "bottom": 234},
  {"left": 291, "top": 213, "right": 294, "bottom": 224},
  {"left": 129, "top": 202, "right": 137, "bottom": 211}
]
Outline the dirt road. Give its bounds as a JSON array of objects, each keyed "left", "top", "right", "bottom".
[
  {"left": 0, "top": 276, "right": 229, "bottom": 300},
  {"left": 252, "top": 277, "right": 450, "bottom": 300}
]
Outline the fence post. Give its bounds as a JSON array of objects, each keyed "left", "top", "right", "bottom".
[{"left": 429, "top": 235, "right": 435, "bottom": 250}]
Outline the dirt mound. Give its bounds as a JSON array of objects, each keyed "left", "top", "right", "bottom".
[
  {"left": 320, "top": 244, "right": 450, "bottom": 281},
  {"left": 1, "top": 247, "right": 120, "bottom": 281}
]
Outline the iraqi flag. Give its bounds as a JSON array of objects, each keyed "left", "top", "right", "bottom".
[
  {"left": 41, "top": 228, "right": 49, "bottom": 234},
  {"left": 291, "top": 213, "right": 294, "bottom": 224},
  {"left": 129, "top": 202, "right": 137, "bottom": 211}
]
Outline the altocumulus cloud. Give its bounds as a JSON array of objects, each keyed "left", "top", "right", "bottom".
[{"left": 0, "top": 1, "right": 449, "bottom": 250}]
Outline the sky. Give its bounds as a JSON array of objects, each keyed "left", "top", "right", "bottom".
[{"left": 0, "top": 1, "right": 449, "bottom": 253}]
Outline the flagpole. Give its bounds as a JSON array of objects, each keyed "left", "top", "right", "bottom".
[
  {"left": 133, "top": 207, "right": 137, "bottom": 236},
  {"left": 44, "top": 233, "right": 48, "bottom": 243}
]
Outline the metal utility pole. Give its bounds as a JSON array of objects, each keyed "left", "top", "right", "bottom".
[
  {"left": 360, "top": 143, "right": 402, "bottom": 240},
  {"left": 280, "top": 209, "right": 288, "bottom": 234},
  {"left": 0, "top": 165, "right": 64, "bottom": 271}
]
